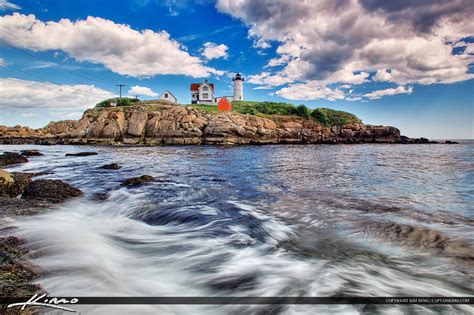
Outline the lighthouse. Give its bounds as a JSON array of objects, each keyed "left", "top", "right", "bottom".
[{"left": 232, "top": 73, "right": 244, "bottom": 101}]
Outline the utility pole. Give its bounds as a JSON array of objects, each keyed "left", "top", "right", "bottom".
[{"left": 116, "top": 84, "right": 126, "bottom": 98}]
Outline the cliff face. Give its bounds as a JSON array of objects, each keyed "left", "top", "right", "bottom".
[{"left": 65, "top": 105, "right": 402, "bottom": 145}]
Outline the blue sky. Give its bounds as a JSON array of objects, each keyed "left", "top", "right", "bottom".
[{"left": 0, "top": 0, "right": 473, "bottom": 138}]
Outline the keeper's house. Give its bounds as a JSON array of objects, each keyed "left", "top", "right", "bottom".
[{"left": 190, "top": 80, "right": 215, "bottom": 104}]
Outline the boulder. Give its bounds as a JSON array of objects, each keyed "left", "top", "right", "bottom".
[
  {"left": 127, "top": 110, "right": 148, "bottom": 137},
  {"left": 0, "top": 170, "right": 14, "bottom": 197},
  {"left": 65, "top": 152, "right": 98, "bottom": 157},
  {"left": 0, "top": 152, "right": 28, "bottom": 166},
  {"left": 40, "top": 120, "right": 77, "bottom": 135},
  {"left": 6, "top": 172, "right": 33, "bottom": 197},
  {"left": 100, "top": 163, "right": 121, "bottom": 170},
  {"left": 121, "top": 175, "right": 155, "bottom": 187},
  {"left": 20, "top": 150, "right": 43, "bottom": 156},
  {"left": 145, "top": 114, "right": 162, "bottom": 137},
  {"left": 70, "top": 117, "right": 91, "bottom": 138},
  {"left": 22, "top": 179, "right": 83, "bottom": 203},
  {"left": 101, "top": 111, "right": 125, "bottom": 139}
]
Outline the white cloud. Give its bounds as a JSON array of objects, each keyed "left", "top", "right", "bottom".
[
  {"left": 364, "top": 86, "right": 414, "bottom": 100},
  {"left": 0, "top": 13, "right": 223, "bottom": 78},
  {"left": 216, "top": 0, "right": 474, "bottom": 101},
  {"left": 276, "top": 82, "right": 346, "bottom": 101},
  {"left": 201, "top": 42, "right": 229, "bottom": 60},
  {"left": 127, "top": 85, "right": 158, "bottom": 97},
  {"left": 0, "top": 78, "right": 114, "bottom": 109},
  {"left": 0, "top": 58, "right": 6, "bottom": 66},
  {"left": 21, "top": 113, "right": 39, "bottom": 118},
  {"left": 0, "top": 0, "right": 20, "bottom": 11},
  {"left": 252, "top": 38, "right": 270, "bottom": 49}
]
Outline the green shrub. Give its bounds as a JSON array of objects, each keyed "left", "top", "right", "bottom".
[
  {"left": 95, "top": 97, "right": 140, "bottom": 108},
  {"left": 233, "top": 101, "right": 298, "bottom": 116},
  {"left": 296, "top": 104, "right": 311, "bottom": 118},
  {"left": 239, "top": 107, "right": 257, "bottom": 115},
  {"left": 310, "top": 108, "right": 362, "bottom": 127}
]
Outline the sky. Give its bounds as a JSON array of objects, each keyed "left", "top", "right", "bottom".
[{"left": 0, "top": 0, "right": 473, "bottom": 139}]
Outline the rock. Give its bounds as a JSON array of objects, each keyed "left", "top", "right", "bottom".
[
  {"left": 400, "top": 135, "right": 411, "bottom": 144},
  {"left": 445, "top": 140, "right": 459, "bottom": 144},
  {"left": 40, "top": 120, "right": 77, "bottom": 135},
  {"left": 0, "top": 197, "right": 51, "bottom": 216},
  {"left": 100, "top": 163, "right": 121, "bottom": 170},
  {"left": 0, "top": 236, "right": 43, "bottom": 299},
  {"left": 367, "top": 221, "right": 474, "bottom": 261},
  {"left": 1, "top": 171, "right": 53, "bottom": 197},
  {"left": 0, "top": 169, "right": 13, "bottom": 184},
  {"left": 0, "top": 152, "right": 29, "bottom": 166},
  {"left": 121, "top": 175, "right": 155, "bottom": 187},
  {"left": 7, "top": 172, "right": 33, "bottom": 197},
  {"left": 91, "top": 192, "right": 109, "bottom": 201},
  {"left": 0, "top": 169, "right": 14, "bottom": 197},
  {"left": 127, "top": 110, "right": 148, "bottom": 137},
  {"left": 20, "top": 149, "right": 43, "bottom": 156},
  {"left": 71, "top": 117, "right": 90, "bottom": 138},
  {"left": 22, "top": 179, "right": 83, "bottom": 203},
  {"left": 65, "top": 152, "right": 98, "bottom": 157}
]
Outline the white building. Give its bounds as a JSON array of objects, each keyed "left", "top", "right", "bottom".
[
  {"left": 190, "top": 80, "right": 215, "bottom": 104},
  {"left": 232, "top": 73, "right": 244, "bottom": 101},
  {"left": 159, "top": 90, "right": 178, "bottom": 104}
]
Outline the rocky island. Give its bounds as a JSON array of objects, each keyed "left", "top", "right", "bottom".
[{"left": 0, "top": 100, "right": 440, "bottom": 146}]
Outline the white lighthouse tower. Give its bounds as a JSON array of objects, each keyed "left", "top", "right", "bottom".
[{"left": 232, "top": 73, "right": 244, "bottom": 101}]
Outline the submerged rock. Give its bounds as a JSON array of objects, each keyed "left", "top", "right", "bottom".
[
  {"left": 91, "top": 192, "right": 110, "bottom": 201},
  {"left": 0, "top": 152, "right": 28, "bottom": 166},
  {"left": 0, "top": 236, "right": 43, "bottom": 299},
  {"left": 121, "top": 175, "right": 155, "bottom": 187},
  {"left": 366, "top": 221, "right": 474, "bottom": 262},
  {"left": 22, "top": 179, "right": 83, "bottom": 203},
  {"left": 100, "top": 163, "right": 122, "bottom": 170},
  {"left": 20, "top": 149, "right": 43, "bottom": 156},
  {"left": 65, "top": 151, "right": 98, "bottom": 157}
]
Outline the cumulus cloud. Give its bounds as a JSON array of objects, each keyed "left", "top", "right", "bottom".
[
  {"left": 201, "top": 42, "right": 229, "bottom": 60},
  {"left": 276, "top": 82, "right": 346, "bottom": 101},
  {"left": 364, "top": 85, "right": 414, "bottom": 99},
  {"left": 0, "top": 0, "right": 20, "bottom": 11},
  {"left": 216, "top": 0, "right": 474, "bottom": 100},
  {"left": 127, "top": 85, "right": 158, "bottom": 97},
  {"left": 0, "top": 78, "right": 114, "bottom": 109},
  {"left": 0, "top": 58, "right": 6, "bottom": 66},
  {"left": 0, "top": 13, "right": 223, "bottom": 78}
]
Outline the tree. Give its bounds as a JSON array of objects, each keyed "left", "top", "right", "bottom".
[{"left": 296, "top": 104, "right": 311, "bottom": 118}]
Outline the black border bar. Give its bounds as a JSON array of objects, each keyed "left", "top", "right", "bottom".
[{"left": 1, "top": 297, "right": 473, "bottom": 305}]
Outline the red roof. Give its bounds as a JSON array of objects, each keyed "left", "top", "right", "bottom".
[{"left": 190, "top": 83, "right": 214, "bottom": 92}]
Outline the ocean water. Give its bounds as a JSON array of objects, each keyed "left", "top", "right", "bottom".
[{"left": 1, "top": 143, "right": 473, "bottom": 314}]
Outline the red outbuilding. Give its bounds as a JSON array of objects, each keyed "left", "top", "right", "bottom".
[{"left": 217, "top": 97, "right": 233, "bottom": 111}]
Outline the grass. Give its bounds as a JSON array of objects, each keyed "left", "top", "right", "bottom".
[{"left": 187, "top": 104, "right": 219, "bottom": 113}]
